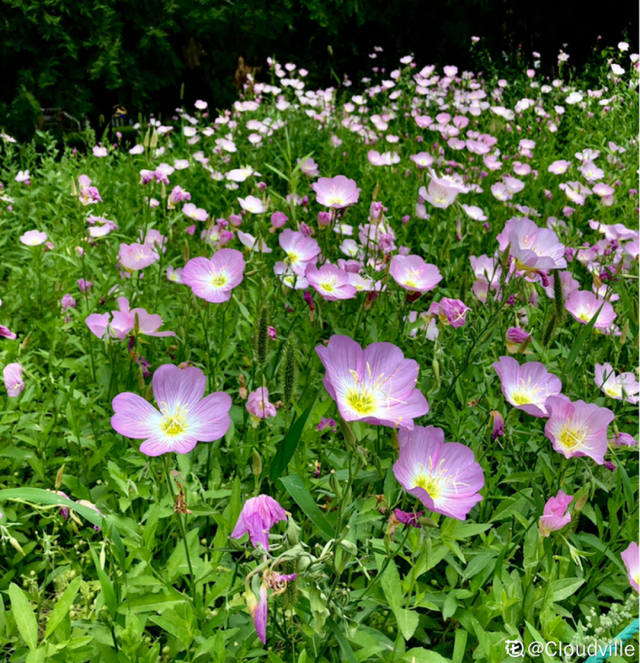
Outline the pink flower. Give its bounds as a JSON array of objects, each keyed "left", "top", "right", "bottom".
[
  {"left": 77, "top": 279, "right": 92, "bottom": 292},
  {"left": 311, "top": 175, "right": 360, "bottom": 209},
  {"left": 621, "top": 542, "right": 639, "bottom": 592},
  {"left": 246, "top": 388, "right": 277, "bottom": 419},
  {"left": 3, "top": 362, "right": 24, "bottom": 397},
  {"left": 167, "top": 266, "right": 184, "bottom": 284},
  {"left": 393, "top": 425, "right": 484, "bottom": 520},
  {"left": 419, "top": 172, "right": 466, "bottom": 209},
  {"left": 548, "top": 160, "right": 571, "bottom": 174},
  {"left": 538, "top": 490, "right": 573, "bottom": 537},
  {"left": 507, "top": 218, "right": 567, "bottom": 272},
  {"left": 270, "top": 211, "right": 288, "bottom": 229},
  {"left": 438, "top": 298, "right": 471, "bottom": 328},
  {"left": 238, "top": 195, "right": 266, "bottom": 214},
  {"left": 389, "top": 255, "right": 442, "bottom": 293},
  {"left": 368, "top": 150, "right": 400, "bottom": 166},
  {"left": 542, "top": 271, "right": 579, "bottom": 300},
  {"left": 111, "top": 364, "right": 232, "bottom": 456},
  {"left": 505, "top": 327, "right": 531, "bottom": 353},
  {"left": 462, "top": 204, "right": 487, "bottom": 221},
  {"left": 77, "top": 175, "right": 102, "bottom": 205},
  {"left": 92, "top": 145, "right": 108, "bottom": 157},
  {"left": 470, "top": 254, "right": 502, "bottom": 302},
  {"left": 299, "top": 157, "right": 320, "bottom": 177},
  {"left": 182, "top": 203, "right": 208, "bottom": 222},
  {"left": 315, "top": 335, "right": 429, "bottom": 428},
  {"left": 565, "top": 290, "right": 617, "bottom": 331},
  {"left": 594, "top": 363, "right": 639, "bottom": 403},
  {"left": 247, "top": 585, "right": 268, "bottom": 644},
  {"left": 231, "top": 495, "right": 287, "bottom": 551},
  {"left": 118, "top": 243, "right": 159, "bottom": 271},
  {"left": 237, "top": 231, "right": 272, "bottom": 253},
  {"left": 493, "top": 356, "right": 562, "bottom": 417},
  {"left": 20, "top": 230, "right": 48, "bottom": 246},
  {"left": 544, "top": 395, "right": 614, "bottom": 464},
  {"left": 279, "top": 230, "right": 321, "bottom": 275},
  {"left": 393, "top": 509, "right": 424, "bottom": 528},
  {"left": 410, "top": 152, "right": 434, "bottom": 169},
  {"left": 305, "top": 264, "right": 356, "bottom": 301},
  {"left": 182, "top": 248, "right": 245, "bottom": 303},
  {"left": 167, "top": 186, "right": 191, "bottom": 210}
]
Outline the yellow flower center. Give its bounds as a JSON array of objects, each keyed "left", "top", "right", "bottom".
[
  {"left": 414, "top": 473, "right": 443, "bottom": 500},
  {"left": 211, "top": 272, "right": 228, "bottom": 288},
  {"left": 345, "top": 389, "right": 376, "bottom": 415},
  {"left": 161, "top": 413, "right": 187, "bottom": 437},
  {"left": 511, "top": 389, "right": 534, "bottom": 405},
  {"left": 557, "top": 425, "right": 586, "bottom": 451},
  {"left": 604, "top": 384, "right": 622, "bottom": 398},
  {"left": 320, "top": 277, "right": 337, "bottom": 293}
]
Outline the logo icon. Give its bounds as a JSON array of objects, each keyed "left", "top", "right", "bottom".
[{"left": 505, "top": 639, "right": 525, "bottom": 657}]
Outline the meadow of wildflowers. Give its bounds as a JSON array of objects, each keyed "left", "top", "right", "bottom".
[{"left": 0, "top": 39, "right": 638, "bottom": 663}]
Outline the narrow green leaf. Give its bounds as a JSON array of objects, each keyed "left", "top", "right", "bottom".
[
  {"left": 326, "top": 617, "right": 357, "bottom": 663},
  {"left": 270, "top": 396, "right": 316, "bottom": 482},
  {"left": 90, "top": 548, "right": 117, "bottom": 619},
  {"left": 278, "top": 474, "right": 334, "bottom": 539},
  {"left": 45, "top": 576, "right": 82, "bottom": 638},
  {"left": 452, "top": 629, "right": 468, "bottom": 663},
  {"left": 9, "top": 583, "right": 38, "bottom": 651}
]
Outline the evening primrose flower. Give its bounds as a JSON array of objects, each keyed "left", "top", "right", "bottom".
[
  {"left": 565, "top": 290, "right": 617, "bottom": 331},
  {"left": 506, "top": 218, "right": 567, "bottom": 272},
  {"left": 438, "top": 298, "right": 471, "bottom": 328},
  {"left": 315, "top": 335, "right": 429, "bottom": 428},
  {"left": 278, "top": 230, "right": 320, "bottom": 275},
  {"left": 231, "top": 495, "right": 287, "bottom": 551},
  {"left": 493, "top": 356, "right": 562, "bottom": 417},
  {"left": 182, "top": 248, "right": 245, "bottom": 303},
  {"left": 393, "top": 425, "right": 484, "bottom": 520},
  {"left": 544, "top": 395, "right": 614, "bottom": 464},
  {"left": 111, "top": 364, "right": 231, "bottom": 456},
  {"left": 20, "top": 230, "right": 48, "bottom": 246},
  {"left": 621, "top": 542, "right": 639, "bottom": 592},
  {"left": 305, "top": 264, "right": 356, "bottom": 301},
  {"left": 311, "top": 175, "right": 360, "bottom": 209},
  {"left": 539, "top": 490, "right": 573, "bottom": 537},
  {"left": 594, "top": 363, "right": 639, "bottom": 403},
  {"left": 3, "top": 363, "right": 24, "bottom": 397},
  {"left": 118, "top": 242, "right": 159, "bottom": 271},
  {"left": 246, "top": 388, "right": 277, "bottom": 420},
  {"left": 238, "top": 195, "right": 266, "bottom": 214},
  {"left": 389, "top": 255, "right": 442, "bottom": 293}
]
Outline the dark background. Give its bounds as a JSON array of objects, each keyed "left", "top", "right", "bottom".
[{"left": 0, "top": 0, "right": 638, "bottom": 140}]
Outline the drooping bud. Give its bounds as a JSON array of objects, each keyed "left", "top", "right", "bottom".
[{"left": 490, "top": 411, "right": 505, "bottom": 439}]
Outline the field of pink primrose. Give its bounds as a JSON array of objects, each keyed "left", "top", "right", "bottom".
[{"left": 0, "top": 40, "right": 638, "bottom": 663}]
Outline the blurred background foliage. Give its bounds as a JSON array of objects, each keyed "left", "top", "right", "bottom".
[{"left": 0, "top": 0, "right": 638, "bottom": 141}]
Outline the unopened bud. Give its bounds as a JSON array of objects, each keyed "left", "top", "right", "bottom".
[
  {"left": 20, "top": 331, "right": 33, "bottom": 350},
  {"left": 432, "top": 357, "right": 440, "bottom": 387},
  {"left": 55, "top": 464, "right": 65, "bottom": 490},
  {"left": 252, "top": 449, "right": 262, "bottom": 477},
  {"left": 9, "top": 537, "right": 25, "bottom": 555},
  {"left": 144, "top": 381, "right": 154, "bottom": 402}
]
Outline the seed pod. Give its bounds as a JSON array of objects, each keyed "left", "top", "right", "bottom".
[
  {"left": 432, "top": 357, "right": 441, "bottom": 387},
  {"left": 329, "top": 470, "right": 341, "bottom": 500},
  {"left": 281, "top": 337, "right": 298, "bottom": 409},
  {"left": 252, "top": 449, "right": 262, "bottom": 478},
  {"left": 183, "top": 239, "right": 190, "bottom": 263},
  {"left": 253, "top": 305, "right": 270, "bottom": 368},
  {"left": 553, "top": 272, "right": 565, "bottom": 322}
]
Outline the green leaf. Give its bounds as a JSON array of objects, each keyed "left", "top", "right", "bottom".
[
  {"left": 279, "top": 473, "right": 334, "bottom": 539},
  {"left": 550, "top": 578, "right": 584, "bottom": 602},
  {"left": 376, "top": 556, "right": 419, "bottom": 640},
  {"left": 9, "top": 583, "right": 38, "bottom": 651},
  {"left": 45, "top": 576, "right": 82, "bottom": 638},
  {"left": 269, "top": 395, "right": 316, "bottom": 482},
  {"left": 452, "top": 630, "right": 468, "bottom": 663},
  {"left": 90, "top": 548, "right": 117, "bottom": 620},
  {"left": 395, "top": 608, "right": 420, "bottom": 640},
  {"left": 399, "top": 648, "right": 451, "bottom": 663},
  {"left": 326, "top": 617, "right": 357, "bottom": 663}
]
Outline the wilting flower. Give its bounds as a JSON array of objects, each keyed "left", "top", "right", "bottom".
[
  {"left": 3, "top": 362, "right": 24, "bottom": 397},
  {"left": 544, "top": 395, "right": 614, "bottom": 464},
  {"left": 539, "top": 490, "right": 573, "bottom": 537},
  {"left": 77, "top": 175, "right": 102, "bottom": 205},
  {"left": 111, "top": 364, "right": 232, "bottom": 456},
  {"left": 438, "top": 298, "right": 471, "bottom": 328},
  {"left": 393, "top": 425, "right": 484, "bottom": 520},
  {"left": 505, "top": 327, "right": 532, "bottom": 353},
  {"left": 20, "top": 230, "right": 48, "bottom": 246},
  {"left": 183, "top": 249, "right": 245, "bottom": 303},
  {"left": 389, "top": 255, "right": 442, "bottom": 293},
  {"left": 621, "top": 542, "right": 639, "bottom": 592},
  {"left": 493, "top": 356, "right": 562, "bottom": 417},
  {"left": 594, "top": 363, "right": 639, "bottom": 403},
  {"left": 609, "top": 432, "right": 637, "bottom": 448},
  {"left": 490, "top": 411, "right": 504, "bottom": 439},
  {"left": 393, "top": 509, "right": 424, "bottom": 527},
  {"left": 167, "top": 186, "right": 191, "bottom": 210},
  {"left": 312, "top": 175, "right": 360, "bottom": 209},
  {"left": 565, "top": 291, "right": 617, "bottom": 332},
  {"left": 305, "top": 264, "right": 356, "bottom": 301},
  {"left": 246, "top": 388, "right": 277, "bottom": 420},
  {"left": 231, "top": 495, "right": 287, "bottom": 551},
  {"left": 315, "top": 335, "right": 429, "bottom": 428}
]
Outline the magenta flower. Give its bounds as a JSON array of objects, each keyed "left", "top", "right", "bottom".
[
  {"left": 231, "top": 495, "right": 287, "bottom": 551},
  {"left": 507, "top": 218, "right": 567, "bottom": 272},
  {"left": 544, "top": 395, "right": 614, "bottom": 464},
  {"left": 393, "top": 509, "right": 424, "bottom": 528},
  {"left": 538, "top": 490, "right": 573, "bottom": 537},
  {"left": 621, "top": 542, "right": 639, "bottom": 592},
  {"left": 167, "top": 186, "right": 191, "bottom": 210},
  {"left": 493, "top": 356, "right": 562, "bottom": 417},
  {"left": 247, "top": 584, "right": 268, "bottom": 644},
  {"left": 118, "top": 243, "right": 159, "bottom": 271},
  {"left": 182, "top": 249, "right": 245, "bottom": 303},
  {"left": 3, "top": 362, "right": 24, "bottom": 397},
  {"left": 305, "top": 263, "right": 356, "bottom": 301},
  {"left": 246, "top": 388, "right": 277, "bottom": 419},
  {"left": 438, "top": 298, "right": 471, "bottom": 328},
  {"left": 594, "top": 363, "right": 639, "bottom": 403},
  {"left": 505, "top": 327, "right": 532, "bottom": 354},
  {"left": 389, "top": 255, "right": 442, "bottom": 293},
  {"left": 311, "top": 175, "right": 360, "bottom": 209},
  {"left": 315, "top": 335, "right": 429, "bottom": 428},
  {"left": 279, "top": 230, "right": 320, "bottom": 276},
  {"left": 565, "top": 291, "right": 617, "bottom": 332},
  {"left": 393, "top": 425, "right": 484, "bottom": 520},
  {"left": 20, "top": 230, "right": 48, "bottom": 246},
  {"left": 111, "top": 364, "right": 232, "bottom": 456}
]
